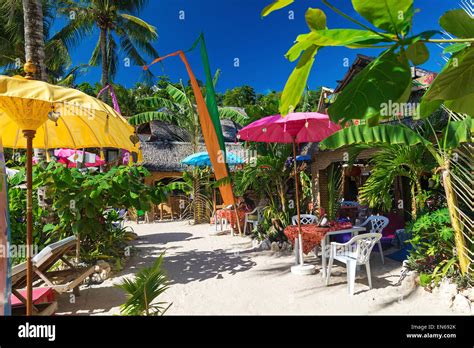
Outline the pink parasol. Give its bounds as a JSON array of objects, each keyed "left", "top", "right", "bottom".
[{"left": 237, "top": 112, "right": 341, "bottom": 275}]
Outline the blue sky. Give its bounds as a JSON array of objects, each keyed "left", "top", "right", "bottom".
[{"left": 57, "top": 0, "right": 460, "bottom": 94}]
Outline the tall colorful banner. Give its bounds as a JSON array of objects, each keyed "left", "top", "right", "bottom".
[
  {"left": 189, "top": 34, "right": 227, "bottom": 156},
  {"left": 144, "top": 47, "right": 235, "bottom": 205},
  {"left": 0, "top": 137, "right": 11, "bottom": 315}
]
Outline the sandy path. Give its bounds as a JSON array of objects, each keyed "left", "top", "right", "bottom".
[{"left": 56, "top": 220, "right": 456, "bottom": 315}]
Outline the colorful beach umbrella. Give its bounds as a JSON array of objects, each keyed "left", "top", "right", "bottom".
[
  {"left": 0, "top": 76, "right": 140, "bottom": 153},
  {"left": 181, "top": 151, "right": 244, "bottom": 167},
  {"left": 238, "top": 112, "right": 341, "bottom": 275}
]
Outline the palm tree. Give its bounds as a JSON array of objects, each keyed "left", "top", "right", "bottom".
[
  {"left": 55, "top": 0, "right": 159, "bottom": 89},
  {"left": 128, "top": 81, "right": 248, "bottom": 152}
]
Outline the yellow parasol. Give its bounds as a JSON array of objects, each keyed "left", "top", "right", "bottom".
[
  {"left": 0, "top": 68, "right": 140, "bottom": 316},
  {"left": 0, "top": 75, "right": 140, "bottom": 153}
]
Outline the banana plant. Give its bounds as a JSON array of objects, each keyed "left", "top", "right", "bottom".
[
  {"left": 128, "top": 80, "right": 247, "bottom": 152},
  {"left": 320, "top": 115, "right": 472, "bottom": 274}
]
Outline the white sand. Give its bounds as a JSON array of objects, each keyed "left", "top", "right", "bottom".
[{"left": 56, "top": 220, "right": 458, "bottom": 315}]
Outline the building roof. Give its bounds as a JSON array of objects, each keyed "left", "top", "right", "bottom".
[{"left": 141, "top": 141, "right": 244, "bottom": 172}]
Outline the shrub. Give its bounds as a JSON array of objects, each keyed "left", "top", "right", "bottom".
[
  {"left": 406, "top": 208, "right": 458, "bottom": 287},
  {"left": 116, "top": 253, "right": 171, "bottom": 316},
  {"left": 8, "top": 162, "right": 166, "bottom": 265}
]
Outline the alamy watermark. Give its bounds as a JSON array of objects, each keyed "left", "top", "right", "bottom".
[
  {"left": 380, "top": 100, "right": 419, "bottom": 118},
  {"left": 0, "top": 243, "right": 39, "bottom": 259}
]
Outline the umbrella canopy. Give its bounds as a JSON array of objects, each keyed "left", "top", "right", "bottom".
[
  {"left": 0, "top": 75, "right": 140, "bottom": 153},
  {"left": 182, "top": 151, "right": 244, "bottom": 167},
  {"left": 237, "top": 112, "right": 340, "bottom": 143}
]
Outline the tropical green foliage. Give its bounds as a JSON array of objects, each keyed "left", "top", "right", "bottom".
[
  {"left": 168, "top": 167, "right": 213, "bottom": 224},
  {"left": 406, "top": 209, "right": 458, "bottom": 287},
  {"left": 55, "top": 0, "right": 159, "bottom": 85},
  {"left": 7, "top": 162, "right": 166, "bottom": 264},
  {"left": 0, "top": 0, "right": 86, "bottom": 83},
  {"left": 319, "top": 113, "right": 472, "bottom": 275},
  {"left": 326, "top": 163, "right": 342, "bottom": 221},
  {"left": 356, "top": 144, "right": 434, "bottom": 218},
  {"left": 233, "top": 144, "right": 293, "bottom": 210},
  {"left": 116, "top": 253, "right": 171, "bottom": 316},
  {"left": 223, "top": 85, "right": 256, "bottom": 107},
  {"left": 128, "top": 81, "right": 247, "bottom": 150},
  {"left": 232, "top": 144, "right": 312, "bottom": 240},
  {"left": 261, "top": 0, "right": 474, "bottom": 121}
]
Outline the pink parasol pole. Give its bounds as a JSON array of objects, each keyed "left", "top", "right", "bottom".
[{"left": 292, "top": 138, "right": 305, "bottom": 266}]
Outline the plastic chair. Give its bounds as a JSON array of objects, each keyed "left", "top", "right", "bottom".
[
  {"left": 291, "top": 214, "right": 317, "bottom": 225},
  {"left": 243, "top": 206, "right": 265, "bottom": 234},
  {"left": 356, "top": 215, "right": 389, "bottom": 264},
  {"left": 326, "top": 233, "right": 382, "bottom": 295}
]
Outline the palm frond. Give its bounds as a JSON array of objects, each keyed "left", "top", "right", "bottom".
[
  {"left": 89, "top": 38, "right": 101, "bottom": 67},
  {"left": 116, "top": 253, "right": 170, "bottom": 316},
  {"left": 119, "top": 13, "right": 157, "bottom": 38},
  {"left": 50, "top": 12, "right": 94, "bottom": 49},
  {"left": 108, "top": 31, "right": 118, "bottom": 80}
]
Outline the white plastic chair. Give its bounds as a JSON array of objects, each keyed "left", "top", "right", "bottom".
[
  {"left": 243, "top": 206, "right": 265, "bottom": 234},
  {"left": 291, "top": 214, "right": 317, "bottom": 225},
  {"left": 326, "top": 233, "right": 382, "bottom": 295},
  {"left": 356, "top": 215, "right": 389, "bottom": 264}
]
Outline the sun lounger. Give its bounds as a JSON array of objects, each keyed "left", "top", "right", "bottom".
[{"left": 11, "top": 235, "right": 95, "bottom": 314}]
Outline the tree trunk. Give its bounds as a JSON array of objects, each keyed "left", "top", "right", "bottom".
[
  {"left": 99, "top": 27, "right": 109, "bottom": 98},
  {"left": 441, "top": 166, "right": 469, "bottom": 275},
  {"left": 22, "top": 0, "right": 47, "bottom": 81},
  {"left": 410, "top": 184, "right": 417, "bottom": 221},
  {"left": 192, "top": 174, "right": 201, "bottom": 224}
]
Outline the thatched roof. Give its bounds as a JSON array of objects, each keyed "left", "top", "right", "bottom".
[{"left": 141, "top": 141, "right": 244, "bottom": 172}]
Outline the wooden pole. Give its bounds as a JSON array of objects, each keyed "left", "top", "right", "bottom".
[
  {"left": 23, "top": 129, "right": 36, "bottom": 316},
  {"left": 293, "top": 139, "right": 304, "bottom": 265}
]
